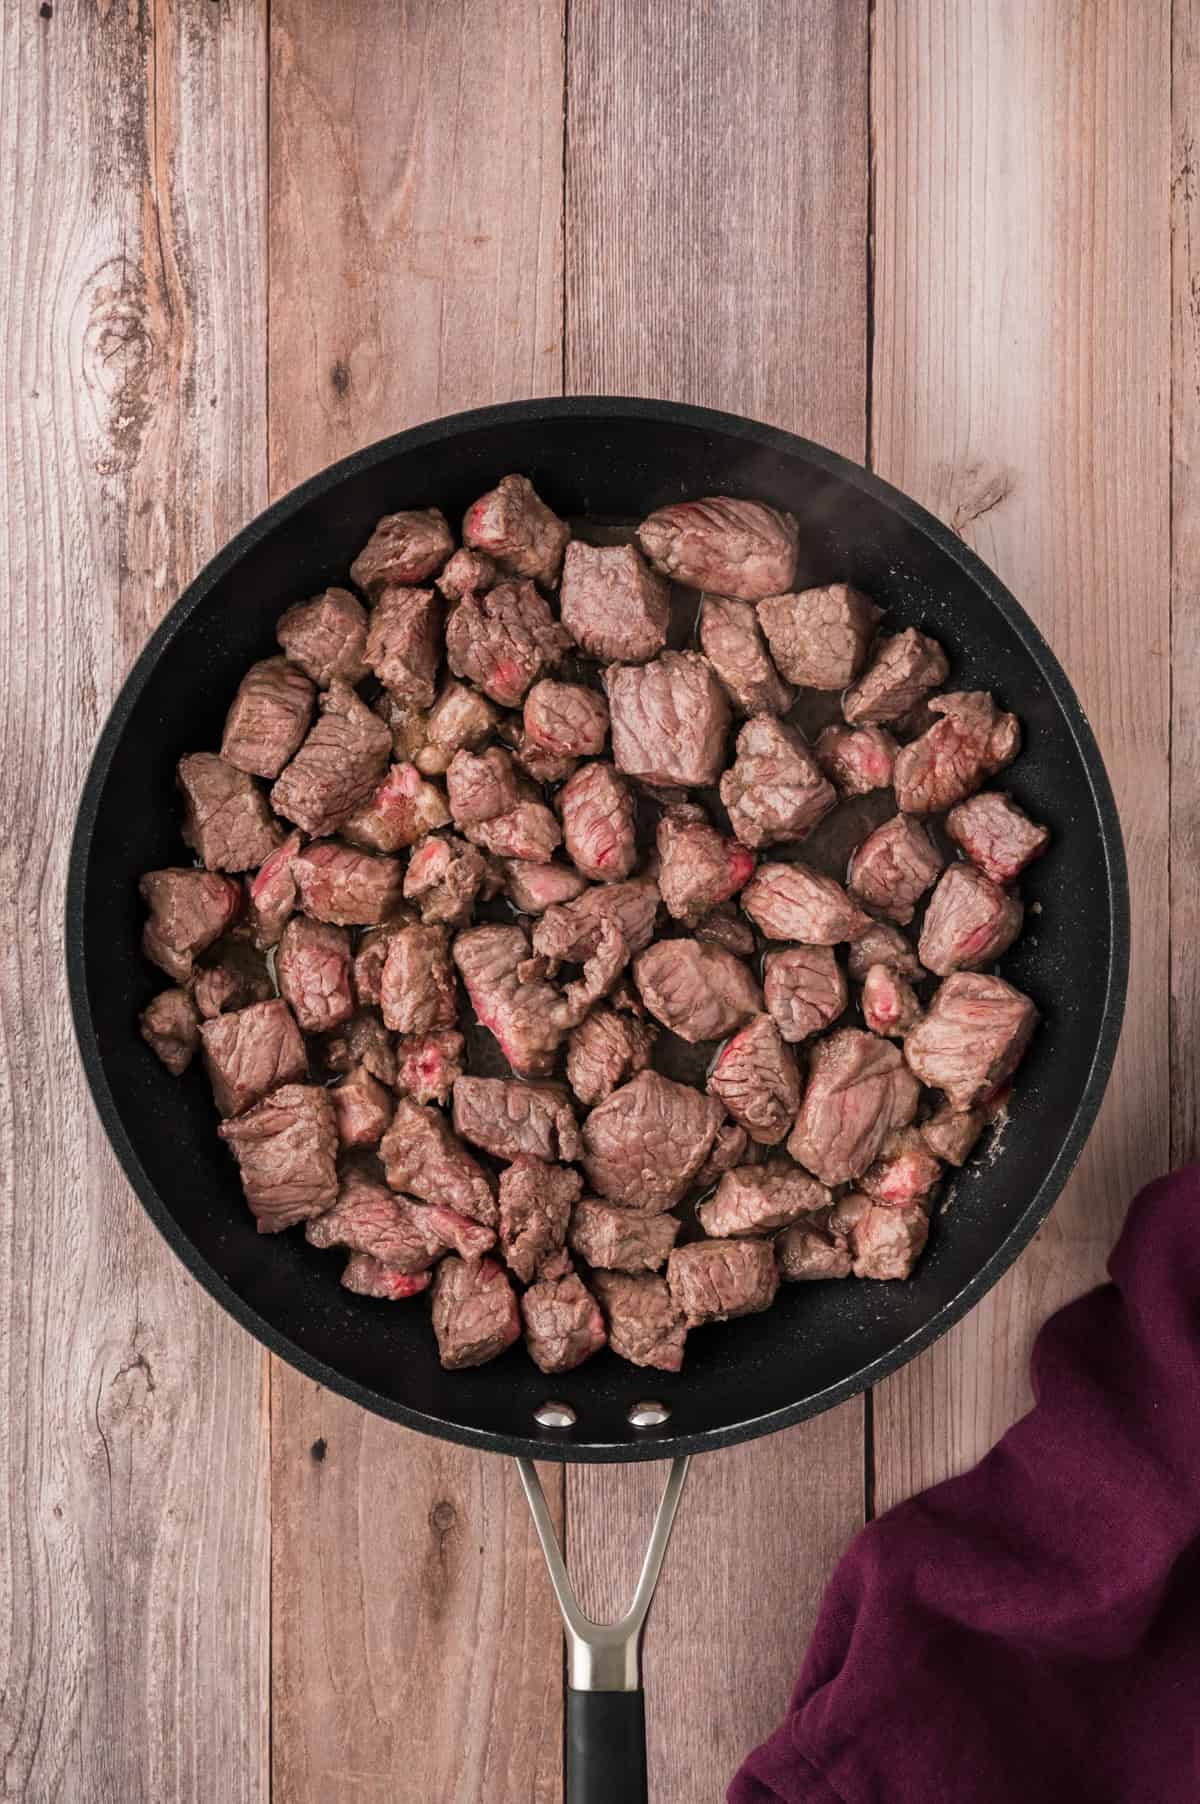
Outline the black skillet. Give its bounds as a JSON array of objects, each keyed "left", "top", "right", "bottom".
[{"left": 66, "top": 397, "right": 1128, "bottom": 1804}]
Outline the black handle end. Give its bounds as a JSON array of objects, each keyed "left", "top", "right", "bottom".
[{"left": 567, "top": 1687, "right": 647, "bottom": 1804}]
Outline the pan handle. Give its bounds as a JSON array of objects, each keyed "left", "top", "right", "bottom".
[{"left": 516, "top": 1455, "right": 690, "bottom": 1804}]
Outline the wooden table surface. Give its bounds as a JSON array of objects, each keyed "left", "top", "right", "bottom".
[{"left": 1, "top": 2, "right": 1193, "bottom": 1800}]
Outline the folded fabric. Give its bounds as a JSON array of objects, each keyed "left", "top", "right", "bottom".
[{"left": 729, "top": 1166, "right": 1200, "bottom": 1804}]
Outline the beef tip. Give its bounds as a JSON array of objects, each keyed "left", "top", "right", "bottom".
[
  {"left": 945, "top": 790, "right": 1050, "bottom": 885},
  {"left": 559, "top": 540, "right": 670, "bottom": 663},
  {"left": 845, "top": 922, "right": 924, "bottom": 984},
  {"left": 140, "top": 867, "right": 243, "bottom": 982},
  {"left": 893, "top": 692, "right": 1021, "bottom": 814},
  {"left": 364, "top": 586, "right": 442, "bottom": 710},
  {"left": 762, "top": 944, "right": 847, "bottom": 1043},
  {"left": 606, "top": 652, "right": 731, "bottom": 788},
  {"left": 814, "top": 723, "right": 899, "bottom": 796},
  {"left": 277, "top": 587, "right": 369, "bottom": 687},
  {"left": 350, "top": 507, "right": 454, "bottom": 597},
  {"left": 341, "top": 1256, "right": 432, "bottom": 1300},
  {"left": 843, "top": 628, "right": 950, "bottom": 726},
  {"left": 708, "top": 1015, "right": 802, "bottom": 1145},
  {"left": 919, "top": 862, "right": 1024, "bottom": 976},
  {"left": 218, "top": 1083, "right": 338, "bottom": 1231},
  {"left": 758, "top": 584, "right": 882, "bottom": 689},
  {"left": 413, "top": 681, "right": 499, "bottom": 776},
  {"left": 352, "top": 916, "right": 416, "bottom": 1007},
  {"left": 694, "top": 1118, "right": 749, "bottom": 1187},
  {"left": 861, "top": 963, "right": 922, "bottom": 1039},
  {"left": 342, "top": 762, "right": 451, "bottom": 853},
  {"left": 322, "top": 1013, "right": 396, "bottom": 1086},
  {"left": 741, "top": 862, "right": 870, "bottom": 945},
  {"left": 446, "top": 580, "right": 569, "bottom": 706},
  {"left": 720, "top": 715, "right": 836, "bottom": 849},
  {"left": 437, "top": 547, "right": 497, "bottom": 604},
  {"left": 247, "top": 830, "right": 302, "bottom": 949},
  {"left": 838, "top": 1193, "right": 930, "bottom": 1280},
  {"left": 657, "top": 807, "right": 754, "bottom": 922},
  {"left": 694, "top": 909, "right": 757, "bottom": 958},
  {"left": 403, "top": 833, "right": 488, "bottom": 926},
  {"left": 591, "top": 1271, "right": 687, "bottom": 1372},
  {"left": 380, "top": 1097, "right": 497, "bottom": 1225},
  {"left": 276, "top": 914, "right": 354, "bottom": 1034},
  {"left": 532, "top": 872, "right": 660, "bottom": 967},
  {"left": 453, "top": 921, "right": 624, "bottom": 1076},
  {"left": 698, "top": 1160, "right": 830, "bottom": 1236},
  {"left": 331, "top": 1066, "right": 394, "bottom": 1148},
  {"left": 177, "top": 753, "right": 283, "bottom": 873},
  {"left": 847, "top": 814, "right": 944, "bottom": 926},
  {"left": 568, "top": 1199, "right": 679, "bottom": 1274},
  {"left": 271, "top": 679, "right": 391, "bottom": 838},
  {"left": 463, "top": 474, "right": 570, "bottom": 586},
  {"left": 504, "top": 858, "right": 589, "bottom": 914},
  {"left": 464, "top": 800, "right": 562, "bottom": 864},
  {"left": 776, "top": 1218, "right": 853, "bottom": 1281},
  {"left": 497, "top": 1156, "right": 581, "bottom": 1283},
  {"left": 637, "top": 496, "right": 798, "bottom": 600},
  {"left": 373, "top": 692, "right": 432, "bottom": 765},
  {"left": 192, "top": 939, "right": 273, "bottom": 1019},
  {"left": 566, "top": 1006, "right": 656, "bottom": 1107},
  {"left": 788, "top": 1027, "right": 920, "bottom": 1185},
  {"left": 699, "top": 594, "right": 794, "bottom": 716},
  {"left": 920, "top": 1101, "right": 987, "bottom": 1167},
  {"left": 560, "top": 762, "right": 637, "bottom": 882},
  {"left": 394, "top": 1028, "right": 464, "bottom": 1107},
  {"left": 522, "top": 1263, "right": 607, "bottom": 1373},
  {"left": 139, "top": 986, "right": 200, "bottom": 1075},
  {"left": 292, "top": 841, "right": 404, "bottom": 926},
  {"left": 634, "top": 938, "right": 762, "bottom": 1043},
  {"left": 421, "top": 1204, "right": 497, "bottom": 1262},
  {"left": 581, "top": 1069, "right": 725, "bottom": 1212},
  {"left": 380, "top": 923, "right": 456, "bottom": 1036},
  {"left": 447, "top": 746, "right": 518, "bottom": 828},
  {"left": 667, "top": 1238, "right": 779, "bottom": 1326},
  {"left": 307, "top": 1172, "right": 438, "bottom": 1270},
  {"left": 903, "top": 972, "right": 1037, "bottom": 1109},
  {"left": 220, "top": 657, "right": 316, "bottom": 780},
  {"left": 524, "top": 680, "right": 609, "bottom": 758},
  {"left": 501, "top": 718, "right": 579, "bottom": 785},
  {"left": 860, "top": 1127, "right": 943, "bottom": 1208},
  {"left": 452, "top": 1076, "right": 581, "bottom": 1163},
  {"left": 431, "top": 1256, "right": 521, "bottom": 1369}
]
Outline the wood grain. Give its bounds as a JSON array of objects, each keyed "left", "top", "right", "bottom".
[
  {"left": 267, "top": 5, "right": 566, "bottom": 1801},
  {"left": 870, "top": 0, "right": 1172, "bottom": 1503},
  {"left": 0, "top": 3, "right": 269, "bottom": 1801},
  {"left": 564, "top": 4, "right": 869, "bottom": 1796}
]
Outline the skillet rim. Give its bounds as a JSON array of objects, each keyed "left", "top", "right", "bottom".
[{"left": 65, "top": 394, "right": 1130, "bottom": 1464}]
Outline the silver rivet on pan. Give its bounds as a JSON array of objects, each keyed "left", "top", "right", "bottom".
[
  {"left": 534, "top": 1400, "right": 577, "bottom": 1429},
  {"left": 627, "top": 1400, "right": 671, "bottom": 1428}
]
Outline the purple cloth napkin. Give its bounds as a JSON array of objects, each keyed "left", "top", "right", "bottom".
[{"left": 729, "top": 1166, "right": 1200, "bottom": 1804}]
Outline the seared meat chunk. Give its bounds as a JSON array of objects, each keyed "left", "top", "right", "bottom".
[
  {"left": 836, "top": 1192, "right": 930, "bottom": 1280},
  {"left": 698, "top": 1160, "right": 830, "bottom": 1236},
  {"left": 394, "top": 1028, "right": 464, "bottom": 1106},
  {"left": 350, "top": 508, "right": 453, "bottom": 597},
  {"left": 634, "top": 938, "right": 762, "bottom": 1044},
  {"left": 341, "top": 1257, "right": 431, "bottom": 1301},
  {"left": 178, "top": 753, "right": 282, "bottom": 873},
  {"left": 845, "top": 922, "right": 924, "bottom": 984},
  {"left": 921, "top": 1102, "right": 987, "bottom": 1166},
  {"left": 758, "top": 584, "right": 881, "bottom": 689},
  {"left": 352, "top": 918, "right": 414, "bottom": 1007},
  {"left": 192, "top": 939, "right": 273, "bottom": 1019},
  {"left": 218, "top": 1083, "right": 337, "bottom": 1231},
  {"left": 521, "top": 1263, "right": 606, "bottom": 1373},
  {"left": 741, "top": 862, "right": 870, "bottom": 945},
  {"left": 447, "top": 747, "right": 518, "bottom": 828},
  {"left": 861, "top": 963, "right": 922, "bottom": 1038},
  {"left": 708, "top": 1015, "right": 802, "bottom": 1145},
  {"left": 607, "top": 652, "right": 730, "bottom": 789},
  {"left": 699, "top": 595, "right": 794, "bottom": 715},
  {"left": 497, "top": 1156, "right": 580, "bottom": 1283},
  {"left": 568, "top": 1200, "right": 679, "bottom": 1274},
  {"left": 380, "top": 1097, "right": 497, "bottom": 1225},
  {"left": 403, "top": 833, "right": 489, "bottom": 926},
  {"left": 532, "top": 873, "right": 660, "bottom": 967},
  {"left": 904, "top": 972, "right": 1037, "bottom": 1109},
  {"left": 559, "top": 540, "right": 670, "bottom": 663},
  {"left": 307, "top": 1172, "right": 444, "bottom": 1272},
  {"left": 695, "top": 1119, "right": 750, "bottom": 1187},
  {"left": 592, "top": 1271, "right": 687, "bottom": 1372},
  {"left": 788, "top": 1028, "right": 919, "bottom": 1185},
  {"left": 637, "top": 496, "right": 798, "bottom": 601},
  {"left": 814, "top": 723, "right": 898, "bottom": 796},
  {"left": 293, "top": 841, "right": 404, "bottom": 925},
  {"left": 657, "top": 807, "right": 755, "bottom": 922},
  {"left": 581, "top": 1070, "right": 724, "bottom": 1212},
  {"left": 277, "top": 916, "right": 354, "bottom": 1034},
  {"left": 566, "top": 1006, "right": 655, "bottom": 1107},
  {"left": 413, "top": 681, "right": 500, "bottom": 776},
  {"left": 843, "top": 628, "right": 949, "bottom": 726},
  {"left": 560, "top": 762, "right": 637, "bottom": 882},
  {"left": 667, "top": 1238, "right": 779, "bottom": 1326},
  {"left": 432, "top": 1257, "right": 521, "bottom": 1369},
  {"left": 322, "top": 1013, "right": 396, "bottom": 1086},
  {"left": 373, "top": 693, "right": 432, "bottom": 765},
  {"left": 140, "top": 868, "right": 243, "bottom": 983},
  {"left": 364, "top": 586, "right": 442, "bottom": 710},
  {"left": 763, "top": 945, "right": 847, "bottom": 1043},
  {"left": 505, "top": 859, "right": 589, "bottom": 914},
  {"left": 776, "top": 1219, "right": 853, "bottom": 1281},
  {"left": 380, "top": 923, "right": 456, "bottom": 1036},
  {"left": 330, "top": 1067, "right": 394, "bottom": 1147},
  {"left": 893, "top": 692, "right": 1020, "bottom": 814},
  {"left": 140, "top": 986, "right": 200, "bottom": 1075},
  {"left": 342, "top": 762, "right": 450, "bottom": 852},
  {"left": 221, "top": 657, "right": 315, "bottom": 779},
  {"left": 465, "top": 800, "right": 562, "bottom": 864},
  {"left": 946, "top": 791, "right": 1050, "bottom": 886},
  {"left": 524, "top": 680, "right": 609, "bottom": 758},
  {"left": 501, "top": 718, "right": 579, "bottom": 785},
  {"left": 847, "top": 815, "right": 944, "bottom": 926},
  {"left": 720, "top": 716, "right": 836, "bottom": 849},
  {"left": 919, "top": 862, "right": 1023, "bottom": 975},
  {"left": 437, "top": 547, "right": 496, "bottom": 603},
  {"left": 248, "top": 830, "right": 302, "bottom": 948},
  {"left": 453, "top": 922, "right": 617, "bottom": 1076},
  {"left": 277, "top": 587, "right": 369, "bottom": 688},
  {"left": 463, "top": 474, "right": 569, "bottom": 586},
  {"left": 271, "top": 679, "right": 391, "bottom": 838},
  {"left": 860, "top": 1127, "right": 942, "bottom": 1208},
  {"left": 452, "top": 1077, "right": 581, "bottom": 1164},
  {"left": 694, "top": 909, "right": 757, "bottom": 957},
  {"left": 446, "top": 580, "right": 569, "bottom": 706}
]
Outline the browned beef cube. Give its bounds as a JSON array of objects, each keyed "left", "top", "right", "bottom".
[
  {"left": 522, "top": 1264, "right": 606, "bottom": 1373},
  {"left": 271, "top": 680, "right": 391, "bottom": 838},
  {"left": 351, "top": 508, "right": 454, "bottom": 597},
  {"left": 657, "top": 807, "right": 755, "bottom": 921},
  {"left": 292, "top": 841, "right": 404, "bottom": 926},
  {"left": 452, "top": 923, "right": 599, "bottom": 1077},
  {"left": 413, "top": 681, "right": 500, "bottom": 776},
  {"left": 860, "top": 1127, "right": 942, "bottom": 1208},
  {"left": 919, "top": 862, "right": 1023, "bottom": 976},
  {"left": 247, "top": 830, "right": 301, "bottom": 949},
  {"left": 218, "top": 1082, "right": 337, "bottom": 1230},
  {"left": 638, "top": 497, "right": 798, "bottom": 600},
  {"left": 342, "top": 1256, "right": 432, "bottom": 1300},
  {"left": 667, "top": 1238, "right": 779, "bottom": 1326},
  {"left": 847, "top": 815, "right": 944, "bottom": 926},
  {"left": 421, "top": 1205, "right": 496, "bottom": 1262},
  {"left": 431, "top": 1256, "right": 521, "bottom": 1368},
  {"left": 446, "top": 580, "right": 569, "bottom": 706},
  {"left": 306, "top": 1172, "right": 443, "bottom": 1272},
  {"left": 497, "top": 1156, "right": 580, "bottom": 1283},
  {"left": 140, "top": 986, "right": 200, "bottom": 1075},
  {"left": 140, "top": 868, "right": 243, "bottom": 982},
  {"left": 606, "top": 652, "right": 730, "bottom": 789},
  {"left": 920, "top": 1102, "right": 987, "bottom": 1166},
  {"left": 437, "top": 547, "right": 497, "bottom": 603},
  {"left": 762, "top": 945, "right": 847, "bottom": 1043},
  {"left": 720, "top": 716, "right": 836, "bottom": 849},
  {"left": 331, "top": 1067, "right": 393, "bottom": 1148},
  {"left": 592, "top": 1271, "right": 687, "bottom": 1371},
  {"left": 893, "top": 692, "right": 1021, "bottom": 814},
  {"left": 465, "top": 800, "right": 562, "bottom": 864},
  {"left": 505, "top": 858, "right": 589, "bottom": 914},
  {"left": 220, "top": 657, "right": 315, "bottom": 780},
  {"left": 634, "top": 938, "right": 762, "bottom": 1043},
  {"left": 695, "top": 1119, "right": 750, "bottom": 1186},
  {"left": 904, "top": 972, "right": 1038, "bottom": 1109},
  {"left": 446, "top": 746, "right": 518, "bottom": 828},
  {"left": 559, "top": 540, "right": 670, "bottom": 663},
  {"left": 788, "top": 1027, "right": 919, "bottom": 1185},
  {"left": 277, "top": 587, "right": 369, "bottom": 687},
  {"left": 403, "top": 833, "right": 488, "bottom": 926},
  {"left": 322, "top": 1013, "right": 397, "bottom": 1086},
  {"left": 341, "top": 762, "right": 451, "bottom": 852},
  {"left": 380, "top": 923, "right": 456, "bottom": 1036},
  {"left": 177, "top": 753, "right": 283, "bottom": 873},
  {"left": 776, "top": 1219, "right": 853, "bottom": 1281},
  {"left": 560, "top": 762, "right": 637, "bottom": 882},
  {"left": 568, "top": 1199, "right": 679, "bottom": 1274},
  {"left": 741, "top": 862, "right": 870, "bottom": 944},
  {"left": 861, "top": 963, "right": 922, "bottom": 1039},
  {"left": 814, "top": 723, "right": 899, "bottom": 796},
  {"left": 501, "top": 719, "right": 579, "bottom": 785},
  {"left": 276, "top": 915, "right": 354, "bottom": 1034},
  {"left": 524, "top": 680, "right": 609, "bottom": 757},
  {"left": 758, "top": 584, "right": 881, "bottom": 689},
  {"left": 380, "top": 1097, "right": 497, "bottom": 1225},
  {"left": 581, "top": 1070, "right": 725, "bottom": 1212},
  {"left": 351, "top": 918, "right": 414, "bottom": 1008},
  {"left": 699, "top": 594, "right": 793, "bottom": 715},
  {"left": 698, "top": 1159, "right": 830, "bottom": 1236},
  {"left": 837, "top": 1193, "right": 929, "bottom": 1280},
  {"left": 945, "top": 791, "right": 1050, "bottom": 886},
  {"left": 394, "top": 1028, "right": 464, "bottom": 1106},
  {"left": 845, "top": 921, "right": 924, "bottom": 983},
  {"left": 374, "top": 693, "right": 434, "bottom": 765},
  {"left": 694, "top": 909, "right": 757, "bottom": 958},
  {"left": 365, "top": 586, "right": 442, "bottom": 710},
  {"left": 452, "top": 1077, "right": 581, "bottom": 1163},
  {"left": 566, "top": 1006, "right": 656, "bottom": 1107},
  {"left": 532, "top": 873, "right": 661, "bottom": 968},
  {"left": 708, "top": 1014, "right": 802, "bottom": 1145},
  {"left": 192, "top": 939, "right": 273, "bottom": 1019},
  {"left": 463, "top": 474, "right": 570, "bottom": 586},
  {"left": 843, "top": 628, "right": 949, "bottom": 725}
]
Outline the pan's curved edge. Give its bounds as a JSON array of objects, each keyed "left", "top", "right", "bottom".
[{"left": 65, "top": 395, "right": 1130, "bottom": 1466}]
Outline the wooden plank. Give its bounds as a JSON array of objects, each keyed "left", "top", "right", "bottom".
[
  {"left": 871, "top": 1, "right": 1171, "bottom": 1501},
  {"left": 564, "top": 4, "right": 870, "bottom": 1795},
  {"left": 0, "top": 3, "right": 269, "bottom": 1801},
  {"left": 266, "top": 5, "right": 566, "bottom": 1801}
]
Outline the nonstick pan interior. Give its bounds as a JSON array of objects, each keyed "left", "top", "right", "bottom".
[{"left": 66, "top": 398, "right": 1128, "bottom": 1462}]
